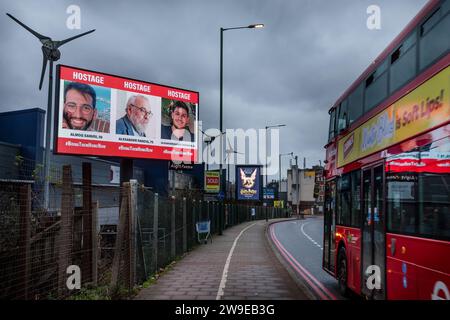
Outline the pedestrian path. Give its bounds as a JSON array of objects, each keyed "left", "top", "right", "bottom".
[{"left": 135, "top": 219, "right": 309, "bottom": 300}]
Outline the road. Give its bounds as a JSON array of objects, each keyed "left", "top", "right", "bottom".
[{"left": 269, "top": 216, "right": 347, "bottom": 300}]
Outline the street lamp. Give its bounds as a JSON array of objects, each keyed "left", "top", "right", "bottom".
[
  {"left": 219, "top": 23, "right": 264, "bottom": 234},
  {"left": 264, "top": 124, "right": 285, "bottom": 222},
  {"left": 279, "top": 152, "right": 294, "bottom": 197},
  {"left": 265, "top": 124, "right": 286, "bottom": 188}
]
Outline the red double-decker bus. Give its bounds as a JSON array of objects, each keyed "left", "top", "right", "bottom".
[{"left": 323, "top": 0, "right": 449, "bottom": 299}]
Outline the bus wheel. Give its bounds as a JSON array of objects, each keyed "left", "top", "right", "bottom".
[{"left": 338, "top": 248, "right": 349, "bottom": 297}]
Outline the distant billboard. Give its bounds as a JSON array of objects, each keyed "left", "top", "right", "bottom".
[
  {"left": 263, "top": 187, "right": 275, "bottom": 200},
  {"left": 54, "top": 65, "right": 199, "bottom": 162},
  {"left": 205, "top": 171, "right": 220, "bottom": 193},
  {"left": 236, "top": 165, "right": 261, "bottom": 201},
  {"left": 274, "top": 200, "right": 284, "bottom": 208}
]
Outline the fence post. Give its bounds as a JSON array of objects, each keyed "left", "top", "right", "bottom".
[
  {"left": 192, "top": 200, "right": 196, "bottom": 244},
  {"left": 129, "top": 180, "right": 138, "bottom": 289},
  {"left": 58, "top": 165, "right": 74, "bottom": 297},
  {"left": 171, "top": 196, "right": 176, "bottom": 259},
  {"left": 182, "top": 198, "right": 187, "bottom": 253},
  {"left": 111, "top": 183, "right": 129, "bottom": 288},
  {"left": 152, "top": 193, "right": 159, "bottom": 272},
  {"left": 18, "top": 184, "right": 31, "bottom": 299},
  {"left": 82, "top": 162, "right": 93, "bottom": 284},
  {"left": 92, "top": 201, "right": 98, "bottom": 286}
]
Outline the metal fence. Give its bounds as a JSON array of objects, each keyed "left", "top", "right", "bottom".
[{"left": 0, "top": 160, "right": 288, "bottom": 300}]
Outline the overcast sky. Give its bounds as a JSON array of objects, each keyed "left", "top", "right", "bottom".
[{"left": 0, "top": 0, "right": 428, "bottom": 180}]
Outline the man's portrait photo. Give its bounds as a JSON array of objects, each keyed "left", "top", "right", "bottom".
[
  {"left": 62, "top": 81, "right": 111, "bottom": 133},
  {"left": 115, "top": 92, "right": 160, "bottom": 138},
  {"left": 161, "top": 99, "right": 196, "bottom": 142}
]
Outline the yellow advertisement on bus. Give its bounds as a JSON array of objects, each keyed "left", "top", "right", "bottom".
[{"left": 338, "top": 65, "right": 450, "bottom": 168}]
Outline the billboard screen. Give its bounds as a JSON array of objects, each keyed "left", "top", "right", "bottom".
[
  {"left": 263, "top": 187, "right": 275, "bottom": 200},
  {"left": 54, "top": 65, "right": 199, "bottom": 162},
  {"left": 236, "top": 166, "right": 261, "bottom": 201},
  {"left": 205, "top": 171, "right": 220, "bottom": 193}
]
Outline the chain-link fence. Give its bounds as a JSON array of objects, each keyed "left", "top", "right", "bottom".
[{"left": 0, "top": 156, "right": 288, "bottom": 300}]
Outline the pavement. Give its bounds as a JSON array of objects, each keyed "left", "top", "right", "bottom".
[{"left": 135, "top": 218, "right": 310, "bottom": 300}]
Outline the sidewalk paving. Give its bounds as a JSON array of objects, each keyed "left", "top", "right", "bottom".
[{"left": 135, "top": 219, "right": 309, "bottom": 300}]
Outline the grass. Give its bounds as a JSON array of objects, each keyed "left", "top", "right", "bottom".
[{"left": 67, "top": 255, "right": 186, "bottom": 300}]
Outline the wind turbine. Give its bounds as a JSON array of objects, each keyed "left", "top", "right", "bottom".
[
  {"left": 200, "top": 129, "right": 225, "bottom": 171},
  {"left": 7, "top": 13, "right": 95, "bottom": 209}
]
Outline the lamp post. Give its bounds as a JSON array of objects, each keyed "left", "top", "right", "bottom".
[
  {"left": 279, "top": 152, "right": 294, "bottom": 198},
  {"left": 220, "top": 23, "right": 264, "bottom": 234},
  {"left": 264, "top": 124, "right": 286, "bottom": 188},
  {"left": 264, "top": 124, "right": 285, "bottom": 222}
]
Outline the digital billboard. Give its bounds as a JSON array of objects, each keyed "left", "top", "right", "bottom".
[
  {"left": 236, "top": 165, "right": 261, "bottom": 201},
  {"left": 54, "top": 65, "right": 199, "bottom": 162},
  {"left": 263, "top": 187, "right": 275, "bottom": 200}
]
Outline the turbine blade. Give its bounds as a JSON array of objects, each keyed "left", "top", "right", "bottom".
[
  {"left": 55, "top": 29, "right": 95, "bottom": 48},
  {"left": 6, "top": 13, "right": 48, "bottom": 41},
  {"left": 227, "top": 137, "right": 233, "bottom": 150},
  {"left": 39, "top": 51, "right": 48, "bottom": 90}
]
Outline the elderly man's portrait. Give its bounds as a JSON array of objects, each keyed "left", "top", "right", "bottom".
[
  {"left": 116, "top": 93, "right": 159, "bottom": 138},
  {"left": 62, "top": 81, "right": 111, "bottom": 133},
  {"left": 161, "top": 99, "right": 196, "bottom": 142}
]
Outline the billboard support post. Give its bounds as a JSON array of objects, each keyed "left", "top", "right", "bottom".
[
  {"left": 120, "top": 159, "right": 133, "bottom": 208},
  {"left": 43, "top": 60, "right": 54, "bottom": 210}
]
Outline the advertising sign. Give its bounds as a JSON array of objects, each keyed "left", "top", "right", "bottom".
[
  {"left": 54, "top": 65, "right": 199, "bottom": 162},
  {"left": 236, "top": 165, "right": 261, "bottom": 201},
  {"left": 386, "top": 151, "right": 450, "bottom": 174},
  {"left": 263, "top": 187, "right": 275, "bottom": 200},
  {"left": 337, "top": 65, "right": 450, "bottom": 168},
  {"left": 274, "top": 200, "right": 284, "bottom": 208},
  {"left": 205, "top": 171, "right": 220, "bottom": 193},
  {"left": 169, "top": 161, "right": 194, "bottom": 171}
]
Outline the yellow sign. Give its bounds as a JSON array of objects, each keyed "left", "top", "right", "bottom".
[
  {"left": 304, "top": 170, "right": 315, "bottom": 178},
  {"left": 274, "top": 200, "right": 284, "bottom": 208},
  {"left": 338, "top": 65, "right": 450, "bottom": 168}
]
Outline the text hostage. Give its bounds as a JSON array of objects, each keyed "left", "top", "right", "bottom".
[{"left": 57, "top": 138, "right": 197, "bottom": 162}]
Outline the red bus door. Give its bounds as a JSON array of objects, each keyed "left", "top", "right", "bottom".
[
  {"left": 323, "top": 180, "right": 336, "bottom": 273},
  {"left": 361, "top": 164, "right": 386, "bottom": 299}
]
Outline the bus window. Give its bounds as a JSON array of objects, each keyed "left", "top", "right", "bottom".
[
  {"left": 337, "top": 174, "right": 351, "bottom": 225},
  {"left": 328, "top": 108, "right": 336, "bottom": 141},
  {"left": 351, "top": 170, "right": 361, "bottom": 227},
  {"left": 419, "top": 4, "right": 450, "bottom": 70},
  {"left": 390, "top": 32, "right": 417, "bottom": 93},
  {"left": 386, "top": 137, "right": 450, "bottom": 240},
  {"left": 364, "top": 59, "right": 389, "bottom": 113},
  {"left": 337, "top": 99, "right": 348, "bottom": 133},
  {"left": 418, "top": 137, "right": 450, "bottom": 239},
  {"left": 418, "top": 173, "right": 450, "bottom": 238},
  {"left": 347, "top": 82, "right": 364, "bottom": 125}
]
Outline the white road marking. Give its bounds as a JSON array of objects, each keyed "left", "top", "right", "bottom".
[
  {"left": 216, "top": 222, "right": 258, "bottom": 300},
  {"left": 300, "top": 220, "right": 323, "bottom": 250}
]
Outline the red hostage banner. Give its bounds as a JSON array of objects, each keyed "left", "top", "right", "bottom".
[{"left": 55, "top": 65, "right": 199, "bottom": 162}]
